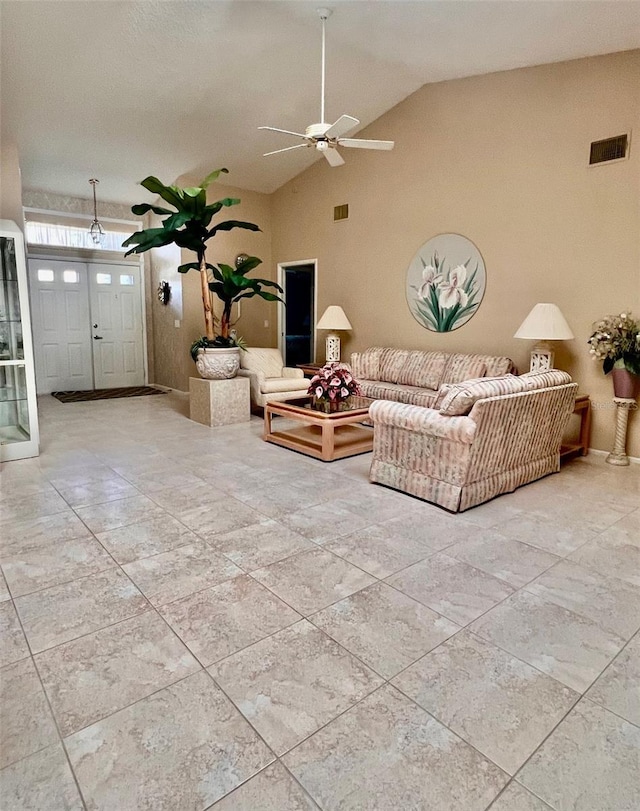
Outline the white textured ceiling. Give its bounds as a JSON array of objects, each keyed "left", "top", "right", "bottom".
[{"left": 2, "top": 0, "right": 639, "bottom": 204}]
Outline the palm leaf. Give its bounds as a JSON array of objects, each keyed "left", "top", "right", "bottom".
[
  {"left": 200, "top": 168, "right": 229, "bottom": 188},
  {"left": 208, "top": 220, "right": 261, "bottom": 238},
  {"left": 139, "top": 176, "right": 185, "bottom": 209},
  {"left": 122, "top": 227, "right": 182, "bottom": 255},
  {"left": 131, "top": 203, "right": 173, "bottom": 216}
]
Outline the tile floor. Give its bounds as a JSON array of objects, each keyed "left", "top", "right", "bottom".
[{"left": 0, "top": 391, "right": 639, "bottom": 810}]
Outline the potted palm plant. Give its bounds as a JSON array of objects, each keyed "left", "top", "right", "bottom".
[{"left": 123, "top": 168, "right": 283, "bottom": 379}]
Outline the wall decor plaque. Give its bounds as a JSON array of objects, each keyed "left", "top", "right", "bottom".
[{"left": 406, "top": 233, "right": 486, "bottom": 332}]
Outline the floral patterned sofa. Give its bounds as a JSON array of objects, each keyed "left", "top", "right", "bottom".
[
  {"left": 368, "top": 370, "right": 578, "bottom": 512},
  {"left": 350, "top": 347, "right": 515, "bottom": 406}
]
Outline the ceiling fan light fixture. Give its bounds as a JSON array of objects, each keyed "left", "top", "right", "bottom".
[{"left": 258, "top": 9, "right": 394, "bottom": 166}]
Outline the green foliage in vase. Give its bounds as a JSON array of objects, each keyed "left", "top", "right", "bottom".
[{"left": 588, "top": 312, "right": 640, "bottom": 375}]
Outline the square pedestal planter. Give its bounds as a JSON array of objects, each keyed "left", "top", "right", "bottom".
[{"left": 189, "top": 377, "right": 250, "bottom": 427}]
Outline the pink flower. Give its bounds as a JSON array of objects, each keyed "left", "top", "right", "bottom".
[{"left": 308, "top": 362, "right": 361, "bottom": 402}]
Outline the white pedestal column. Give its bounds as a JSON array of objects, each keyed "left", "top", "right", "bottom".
[
  {"left": 189, "top": 376, "right": 250, "bottom": 427},
  {"left": 606, "top": 397, "right": 635, "bottom": 466}
]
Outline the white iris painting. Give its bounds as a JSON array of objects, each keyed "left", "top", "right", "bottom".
[{"left": 406, "top": 233, "right": 486, "bottom": 332}]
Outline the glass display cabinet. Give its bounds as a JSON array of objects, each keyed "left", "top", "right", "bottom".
[{"left": 0, "top": 220, "right": 39, "bottom": 461}]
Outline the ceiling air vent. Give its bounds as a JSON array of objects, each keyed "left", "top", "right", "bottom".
[
  {"left": 589, "top": 134, "right": 629, "bottom": 166},
  {"left": 333, "top": 204, "right": 349, "bottom": 222}
]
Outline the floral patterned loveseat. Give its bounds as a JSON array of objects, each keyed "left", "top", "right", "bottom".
[
  {"left": 350, "top": 347, "right": 515, "bottom": 407},
  {"left": 368, "top": 370, "right": 578, "bottom": 512}
]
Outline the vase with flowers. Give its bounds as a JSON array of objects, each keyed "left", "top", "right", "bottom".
[
  {"left": 588, "top": 311, "right": 640, "bottom": 398},
  {"left": 308, "top": 362, "right": 362, "bottom": 412}
]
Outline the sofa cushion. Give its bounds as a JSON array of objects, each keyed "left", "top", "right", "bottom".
[
  {"left": 397, "top": 351, "right": 447, "bottom": 390},
  {"left": 359, "top": 380, "right": 403, "bottom": 400},
  {"left": 379, "top": 348, "right": 412, "bottom": 383},
  {"left": 521, "top": 370, "right": 573, "bottom": 389},
  {"left": 434, "top": 373, "right": 494, "bottom": 410},
  {"left": 439, "top": 370, "right": 574, "bottom": 417},
  {"left": 261, "top": 377, "right": 309, "bottom": 394},
  {"left": 439, "top": 374, "right": 528, "bottom": 416},
  {"left": 351, "top": 348, "right": 384, "bottom": 381},
  {"left": 485, "top": 357, "right": 514, "bottom": 376},
  {"left": 404, "top": 388, "right": 440, "bottom": 408},
  {"left": 240, "top": 348, "right": 283, "bottom": 379},
  {"left": 359, "top": 380, "right": 439, "bottom": 408},
  {"left": 441, "top": 354, "right": 488, "bottom": 385}
]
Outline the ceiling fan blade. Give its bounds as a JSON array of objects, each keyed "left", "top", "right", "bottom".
[
  {"left": 258, "top": 126, "right": 308, "bottom": 139},
  {"left": 323, "top": 147, "right": 345, "bottom": 167},
  {"left": 324, "top": 114, "right": 359, "bottom": 140},
  {"left": 338, "top": 138, "right": 395, "bottom": 150},
  {"left": 263, "top": 144, "right": 310, "bottom": 157}
]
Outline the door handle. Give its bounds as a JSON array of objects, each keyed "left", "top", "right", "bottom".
[{"left": 93, "top": 335, "right": 103, "bottom": 340}]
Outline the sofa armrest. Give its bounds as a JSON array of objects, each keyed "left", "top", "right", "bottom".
[
  {"left": 369, "top": 400, "right": 476, "bottom": 444},
  {"left": 466, "top": 384, "right": 578, "bottom": 478},
  {"left": 282, "top": 367, "right": 305, "bottom": 379},
  {"left": 237, "top": 368, "right": 264, "bottom": 404}
]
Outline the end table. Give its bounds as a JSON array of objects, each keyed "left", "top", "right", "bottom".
[
  {"left": 560, "top": 394, "right": 591, "bottom": 462},
  {"left": 297, "top": 363, "right": 323, "bottom": 378}
]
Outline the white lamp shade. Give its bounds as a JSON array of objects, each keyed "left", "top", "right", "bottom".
[
  {"left": 316, "top": 305, "right": 352, "bottom": 331},
  {"left": 514, "top": 303, "right": 574, "bottom": 340}
]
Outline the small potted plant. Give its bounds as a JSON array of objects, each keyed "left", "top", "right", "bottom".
[
  {"left": 123, "top": 168, "right": 283, "bottom": 379},
  {"left": 588, "top": 311, "right": 640, "bottom": 398},
  {"left": 308, "top": 362, "right": 362, "bottom": 411}
]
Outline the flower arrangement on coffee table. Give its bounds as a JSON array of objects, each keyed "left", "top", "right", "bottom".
[{"left": 308, "top": 363, "right": 362, "bottom": 410}]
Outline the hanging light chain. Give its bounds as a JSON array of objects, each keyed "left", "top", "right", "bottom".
[{"left": 88, "top": 178, "right": 105, "bottom": 245}]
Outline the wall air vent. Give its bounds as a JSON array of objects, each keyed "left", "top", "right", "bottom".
[
  {"left": 589, "top": 134, "right": 629, "bottom": 166},
  {"left": 333, "top": 204, "right": 349, "bottom": 221}
]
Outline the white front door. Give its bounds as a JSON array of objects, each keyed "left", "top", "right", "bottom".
[
  {"left": 89, "top": 264, "right": 144, "bottom": 389},
  {"left": 28, "top": 259, "right": 93, "bottom": 393}
]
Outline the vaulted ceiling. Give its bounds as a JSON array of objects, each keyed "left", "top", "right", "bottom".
[{"left": 2, "top": 0, "right": 639, "bottom": 204}]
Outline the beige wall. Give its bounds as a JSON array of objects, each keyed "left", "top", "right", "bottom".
[
  {"left": 149, "top": 178, "right": 274, "bottom": 392},
  {"left": 1, "top": 142, "right": 25, "bottom": 229},
  {"left": 270, "top": 51, "right": 640, "bottom": 456}
]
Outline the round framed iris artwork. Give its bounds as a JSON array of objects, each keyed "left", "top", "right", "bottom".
[{"left": 406, "top": 233, "right": 486, "bottom": 332}]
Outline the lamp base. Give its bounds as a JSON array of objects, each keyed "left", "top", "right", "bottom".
[
  {"left": 325, "top": 333, "right": 341, "bottom": 363},
  {"left": 529, "top": 342, "right": 554, "bottom": 372}
]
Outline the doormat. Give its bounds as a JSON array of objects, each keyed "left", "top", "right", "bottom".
[{"left": 51, "top": 387, "right": 167, "bottom": 403}]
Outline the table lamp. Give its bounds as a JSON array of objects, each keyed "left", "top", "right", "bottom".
[
  {"left": 514, "top": 303, "right": 574, "bottom": 371},
  {"left": 316, "top": 305, "right": 352, "bottom": 362}
]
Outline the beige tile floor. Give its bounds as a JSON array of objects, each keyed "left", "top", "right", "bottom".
[{"left": 0, "top": 391, "right": 638, "bottom": 810}]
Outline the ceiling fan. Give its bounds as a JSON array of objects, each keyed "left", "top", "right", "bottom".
[{"left": 258, "top": 8, "right": 394, "bottom": 167}]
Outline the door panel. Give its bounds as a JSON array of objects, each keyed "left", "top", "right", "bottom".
[
  {"left": 28, "top": 259, "right": 93, "bottom": 393},
  {"left": 89, "top": 264, "right": 144, "bottom": 388}
]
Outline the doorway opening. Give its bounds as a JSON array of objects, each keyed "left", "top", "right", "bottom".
[{"left": 277, "top": 260, "right": 317, "bottom": 367}]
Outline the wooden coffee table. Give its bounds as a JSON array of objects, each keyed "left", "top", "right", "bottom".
[{"left": 264, "top": 396, "right": 374, "bottom": 461}]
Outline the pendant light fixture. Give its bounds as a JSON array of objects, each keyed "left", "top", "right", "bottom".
[{"left": 88, "top": 178, "right": 105, "bottom": 245}]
